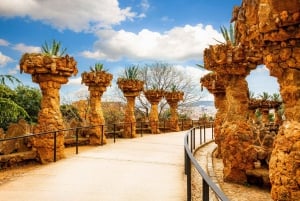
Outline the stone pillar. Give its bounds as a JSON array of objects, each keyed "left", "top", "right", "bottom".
[
  {"left": 201, "top": 73, "right": 227, "bottom": 158},
  {"left": 117, "top": 79, "right": 144, "bottom": 138},
  {"left": 81, "top": 71, "right": 113, "bottom": 145},
  {"left": 165, "top": 91, "right": 184, "bottom": 132},
  {"left": 233, "top": 0, "right": 300, "bottom": 198},
  {"left": 144, "top": 90, "right": 164, "bottom": 134},
  {"left": 203, "top": 43, "right": 262, "bottom": 184},
  {"left": 19, "top": 53, "right": 77, "bottom": 163},
  {"left": 266, "top": 61, "right": 300, "bottom": 200}
]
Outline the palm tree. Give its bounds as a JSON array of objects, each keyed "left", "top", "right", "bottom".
[
  {"left": 41, "top": 40, "right": 67, "bottom": 57},
  {"left": 0, "top": 75, "right": 21, "bottom": 85}
]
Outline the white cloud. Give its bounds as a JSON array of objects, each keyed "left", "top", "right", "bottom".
[
  {"left": 0, "top": 39, "right": 9, "bottom": 46},
  {"left": 0, "top": 0, "right": 137, "bottom": 32},
  {"left": 0, "top": 51, "right": 13, "bottom": 67},
  {"left": 82, "top": 24, "right": 223, "bottom": 61},
  {"left": 140, "top": 0, "right": 150, "bottom": 12},
  {"left": 13, "top": 43, "right": 41, "bottom": 53}
]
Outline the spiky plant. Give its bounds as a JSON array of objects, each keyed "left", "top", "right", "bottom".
[
  {"left": 0, "top": 75, "right": 21, "bottom": 85},
  {"left": 90, "top": 63, "right": 107, "bottom": 72},
  {"left": 271, "top": 93, "right": 281, "bottom": 102},
  {"left": 41, "top": 40, "right": 67, "bottom": 57},
  {"left": 259, "top": 92, "right": 271, "bottom": 101},
  {"left": 215, "top": 23, "right": 236, "bottom": 46},
  {"left": 170, "top": 84, "right": 178, "bottom": 92},
  {"left": 124, "top": 65, "right": 139, "bottom": 80}
]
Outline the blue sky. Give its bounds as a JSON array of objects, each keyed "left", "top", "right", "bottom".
[{"left": 0, "top": 0, "right": 279, "bottom": 102}]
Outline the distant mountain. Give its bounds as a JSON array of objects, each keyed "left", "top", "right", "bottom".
[{"left": 191, "top": 100, "right": 215, "bottom": 107}]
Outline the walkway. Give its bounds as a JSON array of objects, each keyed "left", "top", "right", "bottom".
[{"left": 0, "top": 132, "right": 186, "bottom": 201}]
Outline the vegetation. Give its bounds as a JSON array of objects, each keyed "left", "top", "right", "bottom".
[
  {"left": 215, "top": 23, "right": 236, "bottom": 46},
  {"left": 0, "top": 84, "right": 41, "bottom": 130},
  {"left": 60, "top": 104, "right": 82, "bottom": 122},
  {"left": 90, "top": 63, "right": 107, "bottom": 72},
  {"left": 0, "top": 75, "right": 21, "bottom": 85},
  {"left": 123, "top": 65, "right": 139, "bottom": 80},
  {"left": 41, "top": 39, "right": 67, "bottom": 57}
]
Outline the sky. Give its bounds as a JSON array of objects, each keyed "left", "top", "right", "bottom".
[{"left": 0, "top": 0, "right": 279, "bottom": 102}]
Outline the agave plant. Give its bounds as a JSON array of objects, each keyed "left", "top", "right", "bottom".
[
  {"left": 41, "top": 40, "right": 67, "bottom": 57},
  {"left": 90, "top": 63, "right": 107, "bottom": 72},
  {"left": 124, "top": 65, "right": 139, "bottom": 80},
  {"left": 215, "top": 23, "right": 236, "bottom": 46},
  {"left": 259, "top": 92, "right": 271, "bottom": 101},
  {"left": 170, "top": 84, "right": 178, "bottom": 92},
  {"left": 271, "top": 93, "right": 281, "bottom": 102}
]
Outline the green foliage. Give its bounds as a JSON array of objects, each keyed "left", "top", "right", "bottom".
[
  {"left": 170, "top": 84, "right": 178, "bottom": 92},
  {"left": 271, "top": 93, "right": 281, "bottom": 102},
  {"left": 60, "top": 104, "right": 82, "bottom": 122},
  {"left": 41, "top": 39, "right": 67, "bottom": 57},
  {"left": 124, "top": 65, "right": 139, "bottom": 80},
  {"left": 0, "top": 84, "right": 16, "bottom": 99},
  {"left": 90, "top": 63, "right": 108, "bottom": 72},
  {"left": 249, "top": 91, "right": 255, "bottom": 99},
  {"left": 13, "top": 85, "right": 41, "bottom": 123},
  {"left": 0, "top": 98, "right": 30, "bottom": 130},
  {"left": 215, "top": 23, "right": 236, "bottom": 46},
  {"left": 259, "top": 92, "right": 270, "bottom": 101},
  {"left": 0, "top": 75, "right": 21, "bottom": 85}
]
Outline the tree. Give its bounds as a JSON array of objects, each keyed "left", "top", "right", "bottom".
[
  {"left": 12, "top": 85, "right": 42, "bottom": 123},
  {"left": 60, "top": 104, "right": 82, "bottom": 122},
  {"left": 137, "top": 62, "right": 203, "bottom": 119}
]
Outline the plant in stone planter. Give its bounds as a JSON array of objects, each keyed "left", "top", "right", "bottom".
[
  {"left": 124, "top": 65, "right": 139, "bottom": 80},
  {"left": 90, "top": 63, "right": 108, "bottom": 72},
  {"left": 215, "top": 23, "right": 236, "bottom": 46},
  {"left": 41, "top": 40, "right": 67, "bottom": 57}
]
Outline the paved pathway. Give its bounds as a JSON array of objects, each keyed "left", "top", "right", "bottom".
[{"left": 0, "top": 132, "right": 186, "bottom": 201}]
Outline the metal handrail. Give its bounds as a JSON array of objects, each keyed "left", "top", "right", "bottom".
[{"left": 184, "top": 126, "right": 229, "bottom": 201}]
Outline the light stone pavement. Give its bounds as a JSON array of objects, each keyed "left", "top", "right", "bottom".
[{"left": 0, "top": 132, "right": 187, "bottom": 201}]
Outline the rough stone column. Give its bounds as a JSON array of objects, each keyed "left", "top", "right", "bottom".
[
  {"left": 201, "top": 73, "right": 227, "bottom": 158},
  {"left": 165, "top": 91, "right": 184, "bottom": 132},
  {"left": 117, "top": 79, "right": 144, "bottom": 138},
  {"left": 82, "top": 71, "right": 113, "bottom": 145},
  {"left": 88, "top": 88, "right": 106, "bottom": 145},
  {"left": 144, "top": 90, "right": 164, "bottom": 134},
  {"left": 265, "top": 52, "right": 300, "bottom": 200},
  {"left": 203, "top": 43, "right": 262, "bottom": 184},
  {"left": 233, "top": 0, "right": 300, "bottom": 199},
  {"left": 20, "top": 53, "right": 77, "bottom": 163}
]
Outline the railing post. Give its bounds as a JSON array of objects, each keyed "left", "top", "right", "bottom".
[
  {"left": 200, "top": 125, "right": 203, "bottom": 145},
  {"left": 203, "top": 179, "right": 210, "bottom": 201},
  {"left": 113, "top": 124, "right": 116, "bottom": 143},
  {"left": 101, "top": 125, "right": 104, "bottom": 145},
  {"left": 53, "top": 131, "right": 57, "bottom": 162},
  {"left": 204, "top": 123, "right": 206, "bottom": 143},
  {"left": 130, "top": 122, "right": 133, "bottom": 138},
  {"left": 141, "top": 121, "right": 143, "bottom": 137},
  {"left": 75, "top": 128, "right": 79, "bottom": 154},
  {"left": 181, "top": 119, "right": 184, "bottom": 131},
  {"left": 193, "top": 128, "right": 195, "bottom": 150},
  {"left": 164, "top": 120, "right": 166, "bottom": 133},
  {"left": 185, "top": 148, "right": 192, "bottom": 201},
  {"left": 211, "top": 122, "right": 214, "bottom": 139}
]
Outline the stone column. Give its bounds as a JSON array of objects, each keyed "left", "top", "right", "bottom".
[
  {"left": 117, "top": 79, "right": 144, "bottom": 138},
  {"left": 233, "top": 0, "right": 300, "bottom": 199},
  {"left": 165, "top": 91, "right": 184, "bottom": 132},
  {"left": 82, "top": 71, "right": 113, "bottom": 145},
  {"left": 203, "top": 43, "right": 261, "bottom": 184},
  {"left": 144, "top": 90, "right": 164, "bottom": 134},
  {"left": 265, "top": 55, "right": 300, "bottom": 200},
  {"left": 19, "top": 54, "right": 78, "bottom": 163},
  {"left": 201, "top": 73, "right": 227, "bottom": 158}
]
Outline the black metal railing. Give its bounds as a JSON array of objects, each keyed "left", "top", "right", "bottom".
[
  {"left": 184, "top": 125, "right": 229, "bottom": 201},
  {"left": 0, "top": 119, "right": 211, "bottom": 162}
]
